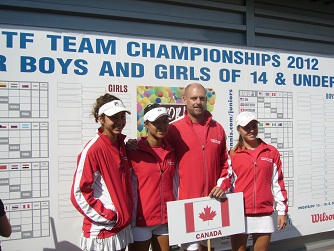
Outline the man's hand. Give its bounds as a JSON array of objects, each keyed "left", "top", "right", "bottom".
[
  {"left": 126, "top": 139, "right": 138, "bottom": 150},
  {"left": 208, "top": 186, "right": 225, "bottom": 199}
]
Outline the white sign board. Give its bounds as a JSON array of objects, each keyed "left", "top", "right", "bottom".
[
  {"left": 167, "top": 193, "right": 245, "bottom": 245},
  {"left": 0, "top": 25, "right": 334, "bottom": 250}
]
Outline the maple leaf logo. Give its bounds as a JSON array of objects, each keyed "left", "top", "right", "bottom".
[{"left": 199, "top": 205, "right": 216, "bottom": 223}]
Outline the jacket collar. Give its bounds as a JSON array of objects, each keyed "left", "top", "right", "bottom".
[
  {"left": 234, "top": 138, "right": 269, "bottom": 153},
  {"left": 138, "top": 136, "right": 174, "bottom": 152},
  {"left": 97, "top": 127, "right": 126, "bottom": 144},
  {"left": 183, "top": 110, "right": 212, "bottom": 126}
]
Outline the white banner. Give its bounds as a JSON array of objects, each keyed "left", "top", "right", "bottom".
[{"left": 0, "top": 25, "right": 333, "bottom": 251}]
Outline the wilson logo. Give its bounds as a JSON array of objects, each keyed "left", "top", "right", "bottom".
[{"left": 311, "top": 212, "right": 334, "bottom": 223}]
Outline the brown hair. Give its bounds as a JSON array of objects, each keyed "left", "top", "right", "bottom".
[
  {"left": 231, "top": 127, "right": 245, "bottom": 155},
  {"left": 92, "top": 93, "right": 120, "bottom": 123}
]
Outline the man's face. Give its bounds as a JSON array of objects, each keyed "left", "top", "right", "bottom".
[{"left": 183, "top": 85, "right": 207, "bottom": 120}]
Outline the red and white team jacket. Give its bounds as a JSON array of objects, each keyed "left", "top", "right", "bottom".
[
  {"left": 227, "top": 139, "right": 288, "bottom": 216},
  {"left": 127, "top": 137, "right": 176, "bottom": 227},
  {"left": 70, "top": 129, "right": 133, "bottom": 238},
  {"left": 166, "top": 110, "right": 229, "bottom": 200}
]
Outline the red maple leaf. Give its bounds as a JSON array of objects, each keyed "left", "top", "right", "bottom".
[{"left": 199, "top": 205, "right": 216, "bottom": 222}]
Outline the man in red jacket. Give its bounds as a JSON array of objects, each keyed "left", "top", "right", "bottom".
[{"left": 166, "top": 83, "right": 229, "bottom": 251}]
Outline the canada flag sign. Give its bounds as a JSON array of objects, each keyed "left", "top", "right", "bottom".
[{"left": 167, "top": 192, "right": 245, "bottom": 245}]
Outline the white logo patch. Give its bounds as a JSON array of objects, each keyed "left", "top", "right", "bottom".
[
  {"left": 261, "top": 157, "right": 272, "bottom": 162},
  {"left": 210, "top": 139, "right": 221, "bottom": 144}
]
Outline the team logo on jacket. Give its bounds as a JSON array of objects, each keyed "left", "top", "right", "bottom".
[
  {"left": 210, "top": 139, "right": 221, "bottom": 144},
  {"left": 167, "top": 160, "right": 175, "bottom": 166},
  {"left": 260, "top": 157, "right": 272, "bottom": 162}
]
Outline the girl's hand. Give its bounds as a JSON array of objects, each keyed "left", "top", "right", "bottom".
[
  {"left": 209, "top": 187, "right": 226, "bottom": 199},
  {"left": 277, "top": 215, "right": 287, "bottom": 230}
]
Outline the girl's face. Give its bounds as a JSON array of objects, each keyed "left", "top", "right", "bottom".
[
  {"left": 145, "top": 115, "right": 169, "bottom": 139},
  {"left": 237, "top": 120, "right": 258, "bottom": 143},
  {"left": 99, "top": 111, "right": 127, "bottom": 137}
]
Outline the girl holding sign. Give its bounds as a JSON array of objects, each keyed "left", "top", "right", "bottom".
[
  {"left": 228, "top": 111, "right": 288, "bottom": 251},
  {"left": 127, "top": 103, "right": 176, "bottom": 251}
]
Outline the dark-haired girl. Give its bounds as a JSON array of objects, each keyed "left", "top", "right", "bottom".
[
  {"left": 71, "top": 93, "right": 133, "bottom": 251},
  {"left": 127, "top": 103, "right": 176, "bottom": 251}
]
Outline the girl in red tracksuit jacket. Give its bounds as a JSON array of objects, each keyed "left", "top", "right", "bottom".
[
  {"left": 70, "top": 94, "right": 133, "bottom": 251},
  {"left": 228, "top": 112, "right": 288, "bottom": 251},
  {"left": 127, "top": 103, "right": 176, "bottom": 251}
]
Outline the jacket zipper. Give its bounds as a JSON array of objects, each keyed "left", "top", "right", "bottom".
[
  {"left": 141, "top": 144, "right": 168, "bottom": 225},
  {"left": 253, "top": 160, "right": 257, "bottom": 214},
  {"left": 191, "top": 125, "right": 206, "bottom": 196},
  {"left": 159, "top": 161, "right": 164, "bottom": 224},
  {"left": 237, "top": 146, "right": 271, "bottom": 215}
]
